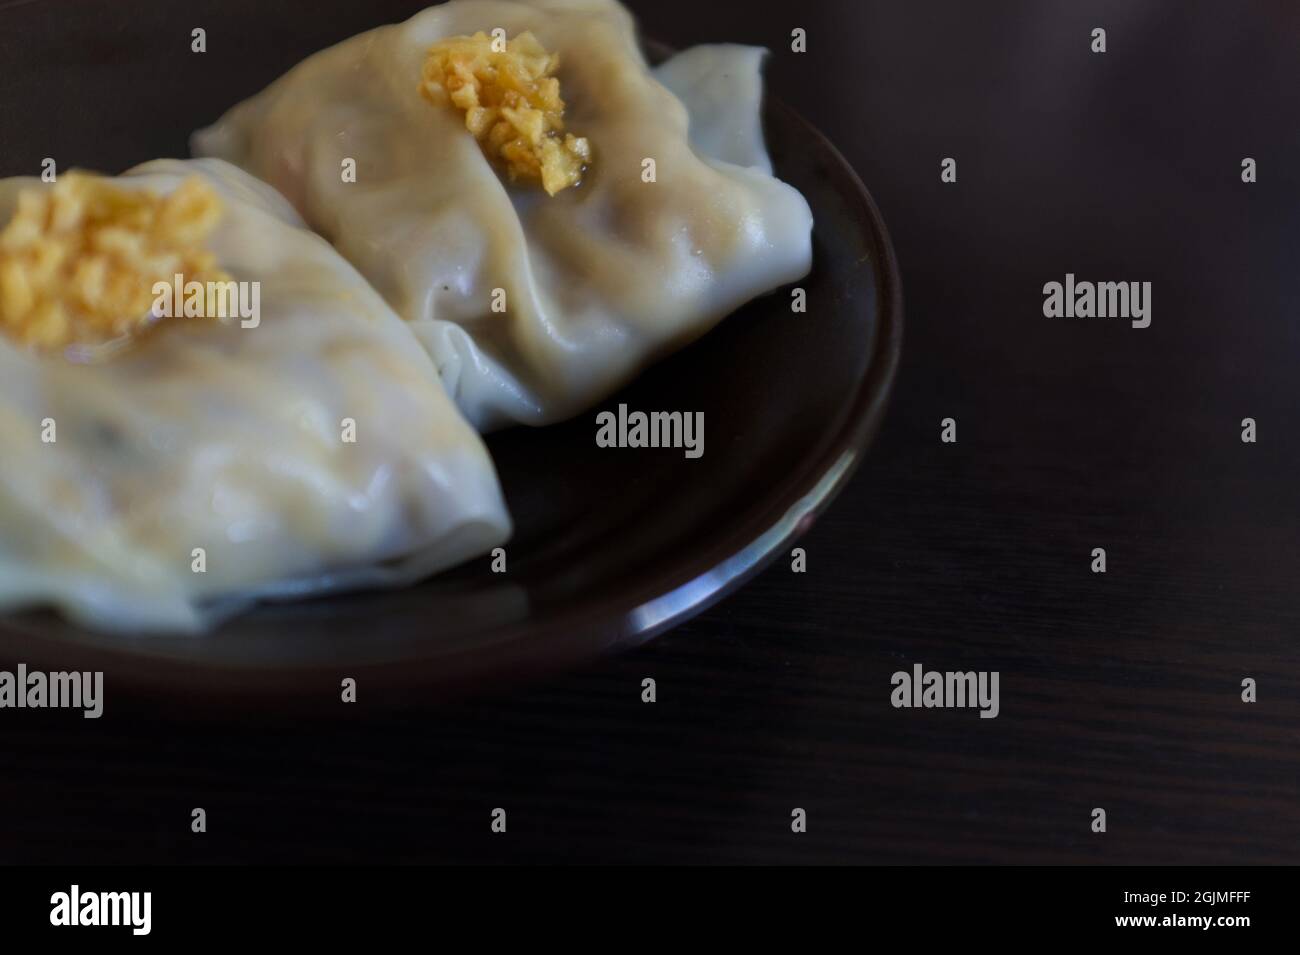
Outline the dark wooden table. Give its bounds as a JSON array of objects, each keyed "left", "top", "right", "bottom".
[{"left": 2, "top": 0, "right": 1298, "bottom": 864}]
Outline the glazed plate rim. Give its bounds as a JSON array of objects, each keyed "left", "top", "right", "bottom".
[{"left": 0, "top": 89, "right": 903, "bottom": 701}]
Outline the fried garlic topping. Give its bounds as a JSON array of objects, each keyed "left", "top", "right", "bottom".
[
  {"left": 420, "top": 31, "right": 592, "bottom": 196},
  {"left": 0, "top": 173, "right": 229, "bottom": 352}
]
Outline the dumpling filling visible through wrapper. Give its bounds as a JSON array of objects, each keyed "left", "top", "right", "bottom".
[
  {"left": 0, "top": 159, "right": 511, "bottom": 634},
  {"left": 193, "top": 0, "right": 814, "bottom": 431}
]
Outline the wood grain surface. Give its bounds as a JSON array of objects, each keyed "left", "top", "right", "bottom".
[{"left": 1, "top": 0, "right": 1297, "bottom": 864}]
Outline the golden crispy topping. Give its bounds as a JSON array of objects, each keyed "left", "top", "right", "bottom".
[
  {"left": 0, "top": 173, "right": 230, "bottom": 352},
  {"left": 420, "top": 31, "right": 591, "bottom": 196}
]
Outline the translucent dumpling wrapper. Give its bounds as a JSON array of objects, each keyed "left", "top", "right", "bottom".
[
  {"left": 0, "top": 158, "right": 511, "bottom": 634},
  {"left": 193, "top": 0, "right": 813, "bottom": 430}
]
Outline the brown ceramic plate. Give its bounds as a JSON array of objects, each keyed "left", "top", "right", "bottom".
[{"left": 0, "top": 3, "right": 902, "bottom": 702}]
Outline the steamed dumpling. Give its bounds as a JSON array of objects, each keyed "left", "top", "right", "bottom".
[
  {"left": 193, "top": 0, "right": 813, "bottom": 430},
  {"left": 0, "top": 158, "right": 511, "bottom": 633}
]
